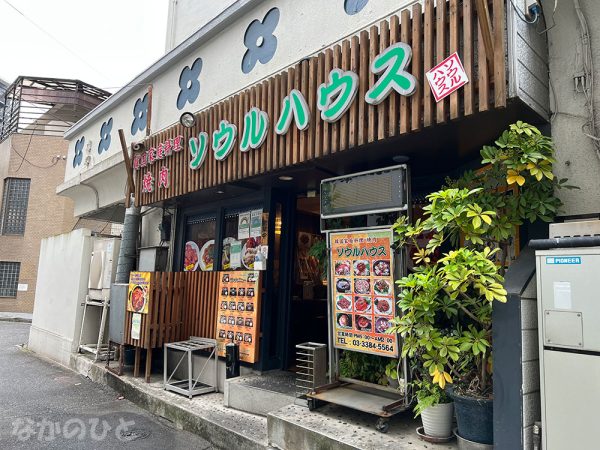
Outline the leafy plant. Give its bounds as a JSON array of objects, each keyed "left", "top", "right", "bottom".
[
  {"left": 308, "top": 238, "right": 328, "bottom": 279},
  {"left": 385, "top": 359, "right": 399, "bottom": 381},
  {"left": 413, "top": 379, "right": 451, "bottom": 417},
  {"left": 338, "top": 351, "right": 390, "bottom": 385},
  {"left": 391, "top": 122, "right": 573, "bottom": 401}
]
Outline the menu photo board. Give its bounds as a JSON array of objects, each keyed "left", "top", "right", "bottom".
[
  {"left": 215, "top": 271, "right": 261, "bottom": 363},
  {"left": 329, "top": 229, "right": 398, "bottom": 358},
  {"left": 127, "top": 271, "right": 151, "bottom": 314}
]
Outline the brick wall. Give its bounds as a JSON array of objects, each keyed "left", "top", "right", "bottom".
[{"left": 0, "top": 134, "right": 78, "bottom": 313}]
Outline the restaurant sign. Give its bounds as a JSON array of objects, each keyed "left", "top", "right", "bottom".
[
  {"left": 127, "top": 271, "right": 151, "bottom": 314},
  {"left": 329, "top": 229, "right": 398, "bottom": 358},
  {"left": 215, "top": 271, "right": 262, "bottom": 363},
  {"left": 135, "top": 42, "right": 420, "bottom": 191}
]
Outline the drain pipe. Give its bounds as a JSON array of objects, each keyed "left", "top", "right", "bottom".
[{"left": 115, "top": 198, "right": 140, "bottom": 283}]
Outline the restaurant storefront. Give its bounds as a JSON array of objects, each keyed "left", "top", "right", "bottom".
[{"left": 58, "top": 0, "right": 550, "bottom": 445}]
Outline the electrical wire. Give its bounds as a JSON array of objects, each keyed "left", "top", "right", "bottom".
[
  {"left": 10, "top": 143, "right": 62, "bottom": 169},
  {"left": 14, "top": 131, "right": 34, "bottom": 173},
  {"left": 0, "top": 0, "right": 111, "bottom": 84},
  {"left": 510, "top": 0, "right": 539, "bottom": 24}
]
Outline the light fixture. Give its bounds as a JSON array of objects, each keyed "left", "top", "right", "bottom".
[
  {"left": 179, "top": 112, "right": 196, "bottom": 128},
  {"left": 216, "top": 189, "right": 225, "bottom": 194},
  {"left": 392, "top": 155, "right": 410, "bottom": 164},
  {"left": 278, "top": 175, "right": 293, "bottom": 181}
]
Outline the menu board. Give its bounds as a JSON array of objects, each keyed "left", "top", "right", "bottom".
[
  {"left": 329, "top": 229, "right": 398, "bottom": 358},
  {"left": 215, "top": 271, "right": 261, "bottom": 363},
  {"left": 127, "top": 271, "right": 151, "bottom": 314}
]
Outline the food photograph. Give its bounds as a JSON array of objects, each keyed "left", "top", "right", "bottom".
[
  {"left": 336, "top": 313, "right": 352, "bottom": 329},
  {"left": 334, "top": 260, "right": 351, "bottom": 276},
  {"left": 355, "top": 315, "right": 372, "bottom": 332},
  {"left": 335, "top": 278, "right": 351, "bottom": 293},
  {"left": 354, "top": 278, "right": 370, "bottom": 295},
  {"left": 372, "top": 260, "right": 391, "bottom": 277},
  {"left": 373, "top": 279, "right": 391, "bottom": 295},
  {"left": 354, "top": 296, "right": 371, "bottom": 313},
  {"left": 375, "top": 317, "right": 391, "bottom": 334},
  {"left": 374, "top": 297, "right": 392, "bottom": 315},
  {"left": 335, "top": 294, "right": 352, "bottom": 312},
  {"left": 353, "top": 260, "right": 370, "bottom": 276}
]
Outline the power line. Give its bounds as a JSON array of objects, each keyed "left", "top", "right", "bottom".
[{"left": 0, "top": 0, "right": 111, "bottom": 84}]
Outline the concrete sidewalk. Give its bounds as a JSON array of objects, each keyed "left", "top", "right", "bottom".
[{"left": 0, "top": 312, "right": 32, "bottom": 323}]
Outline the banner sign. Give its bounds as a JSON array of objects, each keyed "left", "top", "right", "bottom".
[
  {"left": 127, "top": 271, "right": 151, "bottom": 314},
  {"left": 426, "top": 52, "right": 469, "bottom": 102},
  {"left": 329, "top": 229, "right": 398, "bottom": 358},
  {"left": 215, "top": 271, "right": 261, "bottom": 363}
]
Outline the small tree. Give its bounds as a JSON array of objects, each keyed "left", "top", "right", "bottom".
[{"left": 391, "top": 122, "right": 573, "bottom": 401}]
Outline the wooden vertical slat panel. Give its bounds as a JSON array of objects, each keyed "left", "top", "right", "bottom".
[
  {"left": 423, "top": 0, "right": 434, "bottom": 127},
  {"left": 299, "top": 60, "right": 309, "bottom": 162},
  {"left": 248, "top": 87, "right": 256, "bottom": 176},
  {"left": 449, "top": 0, "right": 460, "bottom": 119},
  {"left": 261, "top": 81, "right": 269, "bottom": 172},
  {"left": 227, "top": 98, "right": 235, "bottom": 181},
  {"left": 411, "top": 3, "right": 423, "bottom": 131},
  {"left": 436, "top": 0, "right": 447, "bottom": 124},
  {"left": 388, "top": 15, "right": 400, "bottom": 137},
  {"left": 307, "top": 57, "right": 317, "bottom": 159},
  {"left": 322, "top": 48, "right": 333, "bottom": 156},
  {"left": 493, "top": 0, "right": 506, "bottom": 108},
  {"left": 368, "top": 25, "right": 378, "bottom": 143},
  {"left": 463, "top": 0, "right": 474, "bottom": 116},
  {"left": 315, "top": 53, "right": 325, "bottom": 158},
  {"left": 279, "top": 72, "right": 288, "bottom": 168},
  {"left": 400, "top": 9, "right": 411, "bottom": 134},
  {"left": 378, "top": 19, "right": 390, "bottom": 140},
  {"left": 292, "top": 66, "right": 301, "bottom": 164},
  {"left": 349, "top": 35, "right": 360, "bottom": 147},
  {"left": 272, "top": 75, "right": 281, "bottom": 170},
  {"left": 265, "top": 82, "right": 273, "bottom": 172},
  {"left": 331, "top": 44, "right": 341, "bottom": 153},
  {"left": 358, "top": 30, "right": 369, "bottom": 146},
  {"left": 340, "top": 41, "right": 350, "bottom": 152},
  {"left": 477, "top": 4, "right": 490, "bottom": 112}
]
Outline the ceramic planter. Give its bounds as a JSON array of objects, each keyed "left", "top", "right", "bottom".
[
  {"left": 448, "top": 388, "right": 493, "bottom": 445},
  {"left": 421, "top": 401, "right": 454, "bottom": 438}
]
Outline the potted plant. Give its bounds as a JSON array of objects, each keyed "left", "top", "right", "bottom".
[
  {"left": 391, "top": 122, "right": 573, "bottom": 446},
  {"left": 414, "top": 379, "right": 454, "bottom": 439},
  {"left": 384, "top": 359, "right": 400, "bottom": 388}
]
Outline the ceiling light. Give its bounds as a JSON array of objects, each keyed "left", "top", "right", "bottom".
[
  {"left": 216, "top": 190, "right": 225, "bottom": 194},
  {"left": 278, "top": 175, "right": 293, "bottom": 181},
  {"left": 179, "top": 112, "right": 196, "bottom": 128}
]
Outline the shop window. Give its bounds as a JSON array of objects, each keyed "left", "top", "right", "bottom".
[
  {"left": 0, "top": 178, "right": 31, "bottom": 235},
  {"left": 222, "top": 207, "right": 263, "bottom": 271},
  {"left": 0, "top": 261, "right": 20, "bottom": 297},
  {"left": 183, "top": 215, "right": 216, "bottom": 271}
]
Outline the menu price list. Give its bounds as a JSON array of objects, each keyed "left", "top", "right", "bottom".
[
  {"left": 215, "top": 271, "right": 261, "bottom": 363},
  {"left": 329, "top": 230, "right": 398, "bottom": 358}
]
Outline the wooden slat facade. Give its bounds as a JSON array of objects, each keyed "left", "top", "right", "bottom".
[{"left": 135, "top": 0, "right": 507, "bottom": 207}]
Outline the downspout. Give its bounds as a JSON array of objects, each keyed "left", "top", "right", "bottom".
[{"left": 115, "top": 195, "right": 140, "bottom": 284}]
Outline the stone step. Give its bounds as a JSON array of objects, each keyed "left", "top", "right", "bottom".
[{"left": 225, "top": 372, "right": 298, "bottom": 416}]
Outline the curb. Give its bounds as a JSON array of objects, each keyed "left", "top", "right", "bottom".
[{"left": 0, "top": 317, "right": 32, "bottom": 323}]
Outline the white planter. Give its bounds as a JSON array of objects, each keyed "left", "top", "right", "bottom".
[{"left": 421, "top": 402, "right": 454, "bottom": 438}]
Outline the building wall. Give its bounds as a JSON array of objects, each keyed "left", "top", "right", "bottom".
[
  {"left": 0, "top": 134, "right": 77, "bottom": 313},
  {"left": 165, "top": 0, "right": 238, "bottom": 52},
  {"left": 544, "top": 0, "right": 600, "bottom": 217}
]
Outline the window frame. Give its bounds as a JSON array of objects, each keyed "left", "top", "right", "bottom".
[
  {"left": 0, "top": 177, "right": 31, "bottom": 236},
  {"left": 0, "top": 261, "right": 21, "bottom": 298}
]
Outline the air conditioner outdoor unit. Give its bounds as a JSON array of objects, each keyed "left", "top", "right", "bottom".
[{"left": 88, "top": 238, "right": 121, "bottom": 301}]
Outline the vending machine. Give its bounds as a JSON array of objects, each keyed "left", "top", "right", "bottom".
[{"left": 533, "top": 220, "right": 600, "bottom": 450}]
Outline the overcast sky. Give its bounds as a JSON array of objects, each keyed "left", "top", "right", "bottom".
[{"left": 0, "top": 0, "right": 168, "bottom": 92}]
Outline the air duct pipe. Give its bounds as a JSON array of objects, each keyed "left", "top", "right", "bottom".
[{"left": 115, "top": 198, "right": 140, "bottom": 283}]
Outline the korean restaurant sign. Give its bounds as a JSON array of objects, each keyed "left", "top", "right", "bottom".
[
  {"left": 134, "top": 43, "right": 420, "bottom": 192},
  {"left": 127, "top": 271, "right": 151, "bottom": 315},
  {"left": 329, "top": 229, "right": 398, "bottom": 358},
  {"left": 215, "top": 271, "right": 261, "bottom": 363}
]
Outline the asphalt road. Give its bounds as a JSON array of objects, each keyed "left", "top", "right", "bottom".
[{"left": 0, "top": 321, "right": 215, "bottom": 449}]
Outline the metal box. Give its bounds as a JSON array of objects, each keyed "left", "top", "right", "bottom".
[{"left": 536, "top": 234, "right": 600, "bottom": 450}]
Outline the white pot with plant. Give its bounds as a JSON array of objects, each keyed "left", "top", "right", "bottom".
[{"left": 414, "top": 380, "right": 454, "bottom": 439}]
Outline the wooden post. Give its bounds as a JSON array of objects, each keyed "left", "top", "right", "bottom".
[
  {"left": 146, "top": 84, "right": 153, "bottom": 136},
  {"left": 134, "top": 347, "right": 141, "bottom": 378},
  {"left": 118, "top": 129, "right": 135, "bottom": 208},
  {"left": 145, "top": 347, "right": 153, "bottom": 383},
  {"left": 475, "top": 0, "right": 495, "bottom": 73}
]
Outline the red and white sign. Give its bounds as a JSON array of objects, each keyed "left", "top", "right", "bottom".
[
  {"left": 133, "top": 135, "right": 184, "bottom": 171},
  {"left": 426, "top": 52, "right": 469, "bottom": 102}
]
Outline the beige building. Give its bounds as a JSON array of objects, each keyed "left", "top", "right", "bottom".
[{"left": 0, "top": 77, "right": 110, "bottom": 313}]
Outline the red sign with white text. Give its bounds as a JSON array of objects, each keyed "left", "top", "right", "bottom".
[{"left": 426, "top": 52, "right": 469, "bottom": 102}]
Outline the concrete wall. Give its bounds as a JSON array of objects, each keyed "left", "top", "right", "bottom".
[
  {"left": 544, "top": 0, "right": 600, "bottom": 217},
  {"left": 28, "top": 228, "right": 94, "bottom": 366},
  {"left": 0, "top": 134, "right": 78, "bottom": 313}
]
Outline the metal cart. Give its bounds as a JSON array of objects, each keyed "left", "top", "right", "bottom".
[{"left": 164, "top": 337, "right": 218, "bottom": 398}]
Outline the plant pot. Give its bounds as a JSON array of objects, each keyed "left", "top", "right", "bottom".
[
  {"left": 454, "top": 428, "right": 494, "bottom": 450},
  {"left": 421, "top": 402, "right": 454, "bottom": 438},
  {"left": 448, "top": 388, "right": 493, "bottom": 445}
]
